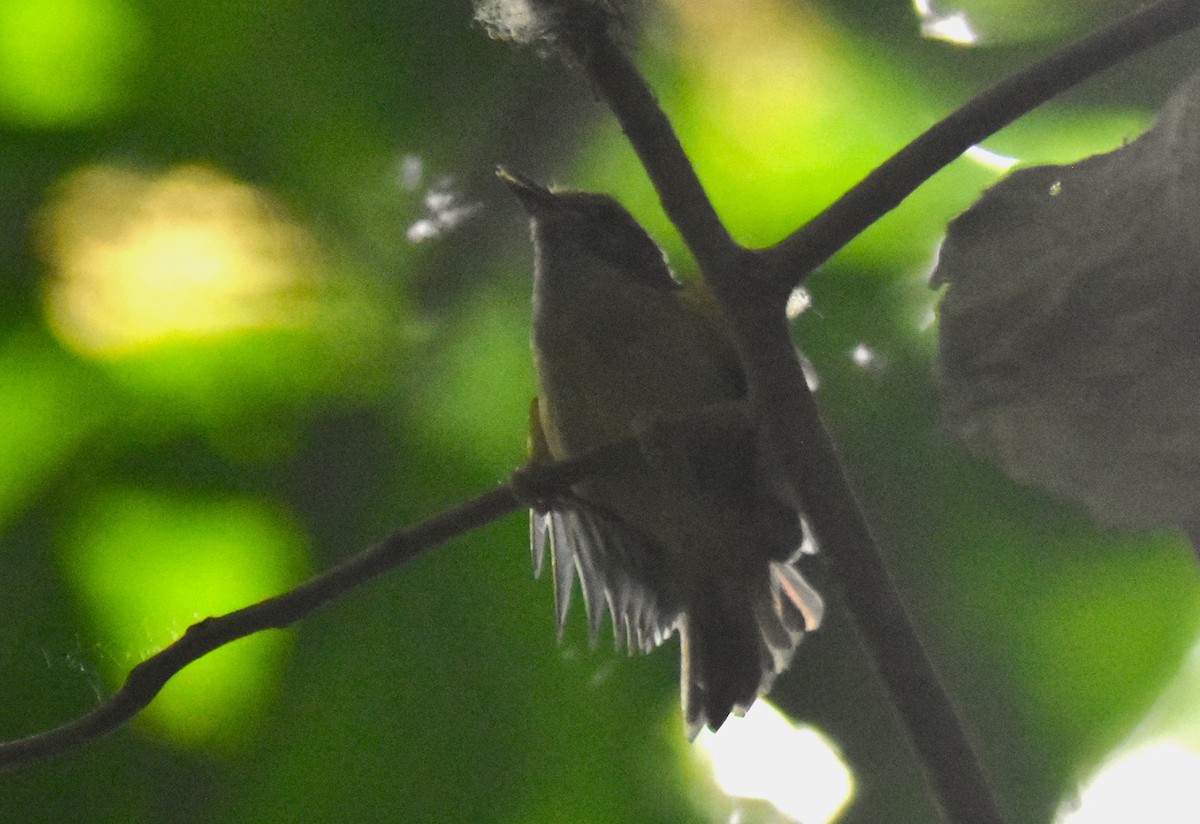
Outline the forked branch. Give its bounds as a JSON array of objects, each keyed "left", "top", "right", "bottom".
[
  {"left": 547, "top": 2, "right": 1200, "bottom": 823},
  {"left": 764, "top": 0, "right": 1200, "bottom": 286},
  {"left": 4, "top": 7, "right": 1199, "bottom": 820}
]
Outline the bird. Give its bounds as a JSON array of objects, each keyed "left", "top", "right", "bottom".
[{"left": 500, "top": 167, "right": 824, "bottom": 737}]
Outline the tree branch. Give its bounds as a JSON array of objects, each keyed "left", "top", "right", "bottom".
[
  {"left": 555, "top": 7, "right": 1008, "bottom": 824},
  {"left": 0, "top": 440, "right": 642, "bottom": 770},
  {"left": 562, "top": 15, "right": 737, "bottom": 276},
  {"left": 762, "top": 0, "right": 1200, "bottom": 288},
  {"left": 546, "top": 3, "right": 1200, "bottom": 821},
  {"left": 11, "top": 5, "right": 1197, "bottom": 819}
]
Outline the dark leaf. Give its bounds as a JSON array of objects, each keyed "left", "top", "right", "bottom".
[{"left": 934, "top": 67, "right": 1200, "bottom": 530}]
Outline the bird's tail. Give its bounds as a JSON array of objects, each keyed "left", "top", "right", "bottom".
[{"left": 680, "top": 559, "right": 824, "bottom": 739}]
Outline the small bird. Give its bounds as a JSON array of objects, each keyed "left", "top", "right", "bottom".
[{"left": 500, "top": 168, "right": 824, "bottom": 737}]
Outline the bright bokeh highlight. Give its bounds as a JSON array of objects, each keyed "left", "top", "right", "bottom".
[
  {"left": 914, "top": 2, "right": 980, "bottom": 46},
  {"left": 1058, "top": 741, "right": 1200, "bottom": 824},
  {"left": 694, "top": 700, "right": 854, "bottom": 823},
  {"left": 56, "top": 488, "right": 309, "bottom": 750},
  {"left": 39, "top": 164, "right": 320, "bottom": 358},
  {"left": 1058, "top": 638, "right": 1200, "bottom": 823},
  {"left": 0, "top": 0, "right": 144, "bottom": 127},
  {"left": 913, "top": 0, "right": 1113, "bottom": 43},
  {"left": 965, "top": 145, "right": 1020, "bottom": 173}
]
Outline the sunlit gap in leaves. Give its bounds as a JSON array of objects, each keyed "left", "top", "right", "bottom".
[
  {"left": 1056, "top": 638, "right": 1200, "bottom": 824},
  {"left": 1058, "top": 742, "right": 1200, "bottom": 824},
  {"left": 38, "top": 163, "right": 320, "bottom": 359},
  {"left": 912, "top": 1, "right": 979, "bottom": 46},
  {"left": 693, "top": 699, "right": 853, "bottom": 823}
]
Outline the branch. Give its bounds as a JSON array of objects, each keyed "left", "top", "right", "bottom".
[
  {"left": 545, "top": 4, "right": 1200, "bottom": 821},
  {"left": 561, "top": 13, "right": 736, "bottom": 276},
  {"left": 554, "top": 6, "right": 1009, "bottom": 824},
  {"left": 762, "top": 0, "right": 1200, "bottom": 288},
  {"left": 0, "top": 440, "right": 642, "bottom": 770}
]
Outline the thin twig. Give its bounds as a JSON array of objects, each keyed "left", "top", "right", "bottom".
[
  {"left": 763, "top": 0, "right": 1200, "bottom": 287},
  {"left": 0, "top": 441, "right": 642, "bottom": 770}
]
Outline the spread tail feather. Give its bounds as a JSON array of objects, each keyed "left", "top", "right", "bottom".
[
  {"left": 532, "top": 503, "right": 824, "bottom": 739},
  {"left": 681, "top": 560, "right": 823, "bottom": 739},
  {"left": 680, "top": 601, "right": 762, "bottom": 738}
]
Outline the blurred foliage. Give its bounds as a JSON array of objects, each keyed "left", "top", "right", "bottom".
[
  {"left": 56, "top": 487, "right": 309, "bottom": 749},
  {"left": 1, "top": 1, "right": 1198, "bottom": 823},
  {"left": 0, "top": 0, "right": 145, "bottom": 127}
]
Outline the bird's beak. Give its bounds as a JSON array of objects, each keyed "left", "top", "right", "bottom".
[{"left": 497, "top": 166, "right": 559, "bottom": 215}]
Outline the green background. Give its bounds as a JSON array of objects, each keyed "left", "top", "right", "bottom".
[{"left": 2, "top": 1, "right": 1198, "bottom": 822}]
